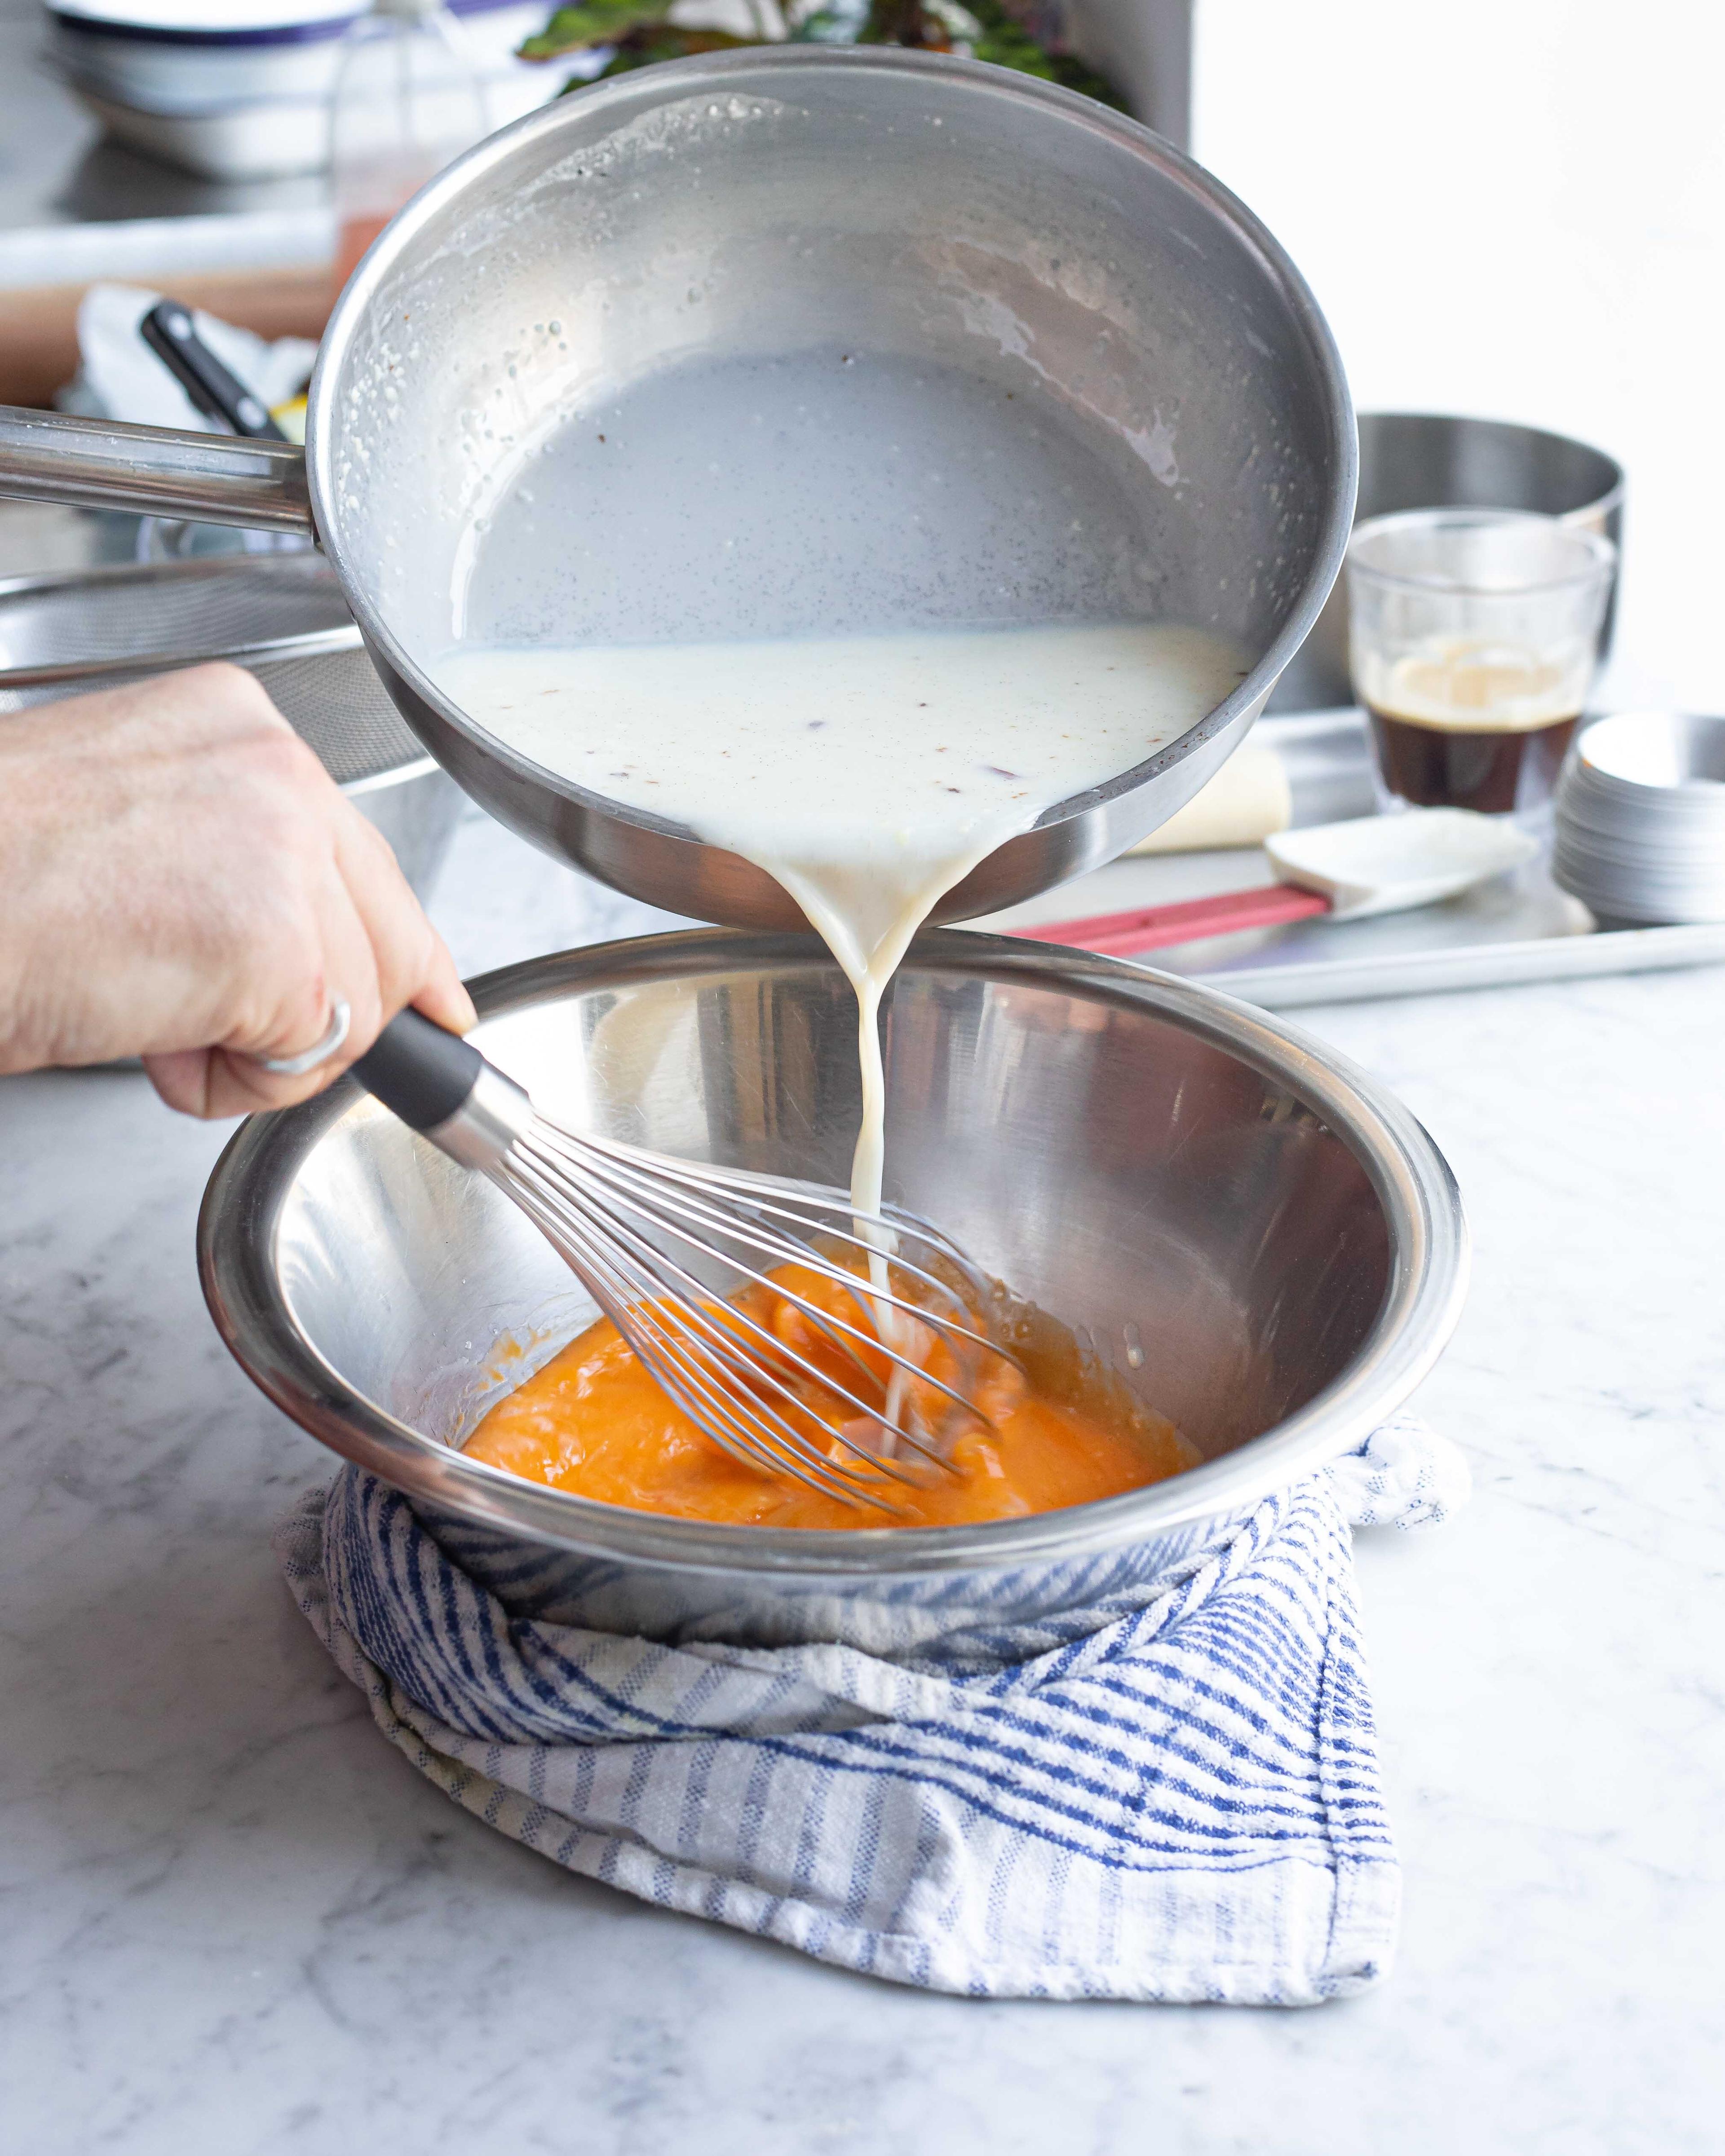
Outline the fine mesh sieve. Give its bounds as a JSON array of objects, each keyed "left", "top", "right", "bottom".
[
  {"left": 238, "top": 646, "right": 433, "bottom": 791},
  {"left": 0, "top": 556, "right": 461, "bottom": 895},
  {"left": 0, "top": 555, "right": 352, "bottom": 683}
]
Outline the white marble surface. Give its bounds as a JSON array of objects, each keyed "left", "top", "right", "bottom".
[{"left": 3, "top": 804, "right": 1721, "bottom": 2154}]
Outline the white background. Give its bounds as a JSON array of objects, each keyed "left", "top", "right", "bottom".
[{"left": 1191, "top": 0, "right": 1725, "bottom": 711}]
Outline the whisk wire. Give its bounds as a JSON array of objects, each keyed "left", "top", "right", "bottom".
[
  {"left": 500, "top": 1158, "right": 870, "bottom": 1502},
  {"left": 526, "top": 1124, "right": 1004, "bottom": 1431},
  {"left": 513, "top": 1133, "right": 960, "bottom": 1484},
  {"left": 619, "top": 1296, "right": 902, "bottom": 1510},
  {"left": 571, "top": 1131, "right": 1000, "bottom": 1351},
  {"left": 502, "top": 1149, "right": 881, "bottom": 1485}
]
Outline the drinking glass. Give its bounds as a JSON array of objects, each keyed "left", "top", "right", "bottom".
[{"left": 1346, "top": 508, "right": 1615, "bottom": 821}]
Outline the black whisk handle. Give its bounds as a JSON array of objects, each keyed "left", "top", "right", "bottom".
[
  {"left": 140, "top": 299, "right": 290, "bottom": 442},
  {"left": 352, "top": 1007, "right": 482, "bottom": 1132}
]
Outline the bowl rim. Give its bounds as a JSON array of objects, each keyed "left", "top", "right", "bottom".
[
  {"left": 200, "top": 930, "right": 1468, "bottom": 1578},
  {"left": 47, "top": 0, "right": 358, "bottom": 45},
  {"left": 1355, "top": 410, "right": 1627, "bottom": 521}
]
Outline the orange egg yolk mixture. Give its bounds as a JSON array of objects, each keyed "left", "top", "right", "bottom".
[{"left": 463, "top": 1263, "right": 1189, "bottom": 1529}]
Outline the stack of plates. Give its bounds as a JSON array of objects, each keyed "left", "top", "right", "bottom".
[
  {"left": 47, "top": 0, "right": 556, "bottom": 181},
  {"left": 1553, "top": 712, "right": 1725, "bottom": 924}
]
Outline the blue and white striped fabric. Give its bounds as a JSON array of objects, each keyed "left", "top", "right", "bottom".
[{"left": 275, "top": 1415, "right": 1467, "bottom": 2004}]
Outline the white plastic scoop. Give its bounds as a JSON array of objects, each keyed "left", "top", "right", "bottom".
[{"left": 1018, "top": 808, "right": 1539, "bottom": 958}]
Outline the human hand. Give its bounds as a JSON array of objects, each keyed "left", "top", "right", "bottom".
[{"left": 0, "top": 663, "right": 475, "bottom": 1115}]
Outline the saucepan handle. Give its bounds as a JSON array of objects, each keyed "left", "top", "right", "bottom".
[{"left": 0, "top": 404, "right": 314, "bottom": 536}]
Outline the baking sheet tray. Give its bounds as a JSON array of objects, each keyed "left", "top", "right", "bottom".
[{"left": 971, "top": 710, "right": 1725, "bottom": 1010}]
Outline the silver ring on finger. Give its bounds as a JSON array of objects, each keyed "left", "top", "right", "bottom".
[{"left": 253, "top": 998, "right": 352, "bottom": 1078}]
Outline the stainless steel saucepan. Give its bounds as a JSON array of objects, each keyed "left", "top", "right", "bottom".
[
  {"left": 199, "top": 930, "right": 1466, "bottom": 1651},
  {"left": 0, "top": 49, "right": 1353, "bottom": 928}
]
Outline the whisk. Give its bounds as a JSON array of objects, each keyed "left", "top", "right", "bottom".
[{"left": 349, "top": 1010, "right": 1002, "bottom": 1508}]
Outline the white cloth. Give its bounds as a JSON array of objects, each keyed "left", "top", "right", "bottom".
[
  {"left": 62, "top": 283, "right": 317, "bottom": 433},
  {"left": 276, "top": 1418, "right": 1468, "bottom": 2005}
]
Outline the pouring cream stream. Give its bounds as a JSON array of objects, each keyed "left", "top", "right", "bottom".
[{"left": 435, "top": 618, "right": 1243, "bottom": 1257}]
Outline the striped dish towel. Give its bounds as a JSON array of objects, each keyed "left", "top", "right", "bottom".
[{"left": 275, "top": 1415, "right": 1467, "bottom": 2005}]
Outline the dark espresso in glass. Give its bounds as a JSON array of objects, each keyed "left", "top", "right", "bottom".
[{"left": 1365, "top": 707, "right": 1579, "bottom": 815}]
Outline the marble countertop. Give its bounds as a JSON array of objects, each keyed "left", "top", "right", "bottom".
[{"left": 3, "top": 805, "right": 1721, "bottom": 2154}]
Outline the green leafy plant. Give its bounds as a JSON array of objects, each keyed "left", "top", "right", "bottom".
[
  {"left": 964, "top": 0, "right": 1125, "bottom": 105},
  {"left": 519, "top": 0, "right": 1126, "bottom": 107},
  {"left": 521, "top": 3, "right": 755, "bottom": 70},
  {"left": 519, "top": 1, "right": 683, "bottom": 58}
]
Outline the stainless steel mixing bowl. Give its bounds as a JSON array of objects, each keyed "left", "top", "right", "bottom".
[
  {"left": 199, "top": 931, "right": 1465, "bottom": 1648},
  {"left": 0, "top": 48, "right": 1354, "bottom": 927}
]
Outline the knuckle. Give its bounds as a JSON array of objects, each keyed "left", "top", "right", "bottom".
[
  {"left": 336, "top": 986, "right": 385, "bottom": 1067},
  {"left": 190, "top": 659, "right": 281, "bottom": 720},
  {"left": 280, "top": 971, "right": 332, "bottom": 1049},
  {"left": 377, "top": 912, "right": 437, "bottom": 1011},
  {"left": 350, "top": 807, "right": 399, "bottom": 867},
  {"left": 242, "top": 960, "right": 330, "bottom": 1062},
  {"left": 163, "top": 662, "right": 282, "bottom": 745},
  {"left": 172, "top": 666, "right": 320, "bottom": 786},
  {"left": 249, "top": 725, "right": 327, "bottom": 795}
]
